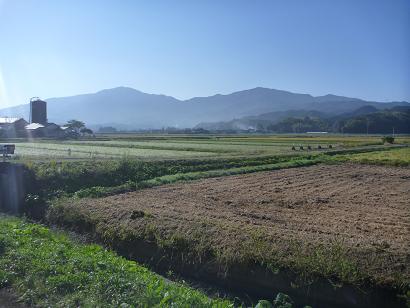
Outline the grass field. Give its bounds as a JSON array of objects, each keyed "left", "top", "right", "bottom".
[
  {"left": 9, "top": 133, "right": 408, "bottom": 161},
  {"left": 335, "top": 147, "right": 410, "bottom": 166},
  {"left": 13, "top": 141, "right": 218, "bottom": 160}
]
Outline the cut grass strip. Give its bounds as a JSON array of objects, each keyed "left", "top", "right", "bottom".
[{"left": 0, "top": 215, "right": 231, "bottom": 307}]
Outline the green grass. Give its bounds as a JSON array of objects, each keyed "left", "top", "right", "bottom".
[
  {"left": 333, "top": 147, "right": 410, "bottom": 166},
  {"left": 13, "top": 142, "right": 218, "bottom": 160},
  {"left": 9, "top": 134, "right": 410, "bottom": 162},
  {"left": 0, "top": 215, "right": 232, "bottom": 307}
]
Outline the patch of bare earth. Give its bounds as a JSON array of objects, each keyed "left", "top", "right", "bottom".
[{"left": 61, "top": 164, "right": 410, "bottom": 286}]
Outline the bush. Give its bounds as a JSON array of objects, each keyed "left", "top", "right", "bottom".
[
  {"left": 382, "top": 136, "right": 395, "bottom": 144},
  {"left": 23, "top": 194, "right": 48, "bottom": 220}
]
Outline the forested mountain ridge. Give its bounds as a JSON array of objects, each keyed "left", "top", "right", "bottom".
[
  {"left": 0, "top": 87, "right": 407, "bottom": 129},
  {"left": 197, "top": 106, "right": 410, "bottom": 134}
]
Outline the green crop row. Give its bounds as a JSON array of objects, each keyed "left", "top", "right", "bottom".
[
  {"left": 24, "top": 154, "right": 309, "bottom": 197},
  {"left": 74, "top": 158, "right": 321, "bottom": 199}
]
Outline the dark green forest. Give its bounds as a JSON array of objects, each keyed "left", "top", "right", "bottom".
[{"left": 203, "top": 106, "right": 410, "bottom": 134}]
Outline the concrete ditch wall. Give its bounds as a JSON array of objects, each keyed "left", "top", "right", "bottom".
[{"left": 0, "top": 162, "right": 26, "bottom": 214}]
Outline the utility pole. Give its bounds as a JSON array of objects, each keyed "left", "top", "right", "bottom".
[
  {"left": 366, "top": 118, "right": 369, "bottom": 135},
  {"left": 392, "top": 127, "right": 395, "bottom": 138}
]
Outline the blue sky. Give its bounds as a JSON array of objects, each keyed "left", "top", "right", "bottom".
[{"left": 0, "top": 0, "right": 409, "bottom": 108}]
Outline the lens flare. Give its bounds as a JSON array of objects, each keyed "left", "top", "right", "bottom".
[{"left": 0, "top": 66, "right": 9, "bottom": 109}]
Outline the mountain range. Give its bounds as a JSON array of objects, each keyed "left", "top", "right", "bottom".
[{"left": 0, "top": 87, "right": 408, "bottom": 129}]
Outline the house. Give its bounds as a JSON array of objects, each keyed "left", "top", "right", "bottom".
[{"left": 0, "top": 118, "right": 28, "bottom": 138}]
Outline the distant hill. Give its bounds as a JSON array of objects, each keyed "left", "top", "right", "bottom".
[
  {"left": 0, "top": 87, "right": 408, "bottom": 129},
  {"left": 196, "top": 110, "right": 328, "bottom": 131},
  {"left": 340, "top": 106, "right": 410, "bottom": 134},
  {"left": 197, "top": 105, "right": 410, "bottom": 134}
]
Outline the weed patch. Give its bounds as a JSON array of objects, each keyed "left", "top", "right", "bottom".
[{"left": 0, "top": 215, "right": 231, "bottom": 307}]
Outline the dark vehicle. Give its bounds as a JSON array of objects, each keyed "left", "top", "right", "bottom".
[{"left": 1, "top": 144, "right": 15, "bottom": 159}]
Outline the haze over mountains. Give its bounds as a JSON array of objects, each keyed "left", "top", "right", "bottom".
[{"left": 0, "top": 87, "right": 408, "bottom": 129}]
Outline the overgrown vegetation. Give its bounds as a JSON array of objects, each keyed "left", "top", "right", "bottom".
[
  {"left": 382, "top": 136, "right": 395, "bottom": 144},
  {"left": 0, "top": 215, "right": 232, "bottom": 307}
]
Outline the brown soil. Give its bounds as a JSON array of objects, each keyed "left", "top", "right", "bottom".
[{"left": 58, "top": 164, "right": 410, "bottom": 287}]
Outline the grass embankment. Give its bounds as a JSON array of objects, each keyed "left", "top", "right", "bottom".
[
  {"left": 0, "top": 215, "right": 231, "bottom": 307},
  {"left": 50, "top": 198, "right": 367, "bottom": 285},
  {"left": 49, "top": 190, "right": 409, "bottom": 293}
]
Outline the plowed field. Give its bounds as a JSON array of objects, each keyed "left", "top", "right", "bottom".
[{"left": 60, "top": 164, "right": 410, "bottom": 286}]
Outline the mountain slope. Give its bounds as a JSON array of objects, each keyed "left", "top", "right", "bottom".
[
  {"left": 0, "top": 87, "right": 408, "bottom": 129},
  {"left": 197, "top": 105, "right": 410, "bottom": 134}
]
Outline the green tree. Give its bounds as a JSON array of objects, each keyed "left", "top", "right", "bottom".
[
  {"left": 80, "top": 128, "right": 94, "bottom": 135},
  {"left": 65, "top": 120, "right": 85, "bottom": 133}
]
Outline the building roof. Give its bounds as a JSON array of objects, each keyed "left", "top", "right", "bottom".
[
  {"left": 0, "top": 117, "right": 24, "bottom": 124},
  {"left": 25, "top": 123, "right": 45, "bottom": 130},
  {"left": 46, "top": 123, "right": 60, "bottom": 128}
]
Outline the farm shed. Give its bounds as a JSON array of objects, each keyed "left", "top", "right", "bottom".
[
  {"left": 0, "top": 117, "right": 28, "bottom": 138},
  {"left": 25, "top": 122, "right": 64, "bottom": 138}
]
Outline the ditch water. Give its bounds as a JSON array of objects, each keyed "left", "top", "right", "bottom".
[{"left": 113, "top": 237, "right": 406, "bottom": 308}]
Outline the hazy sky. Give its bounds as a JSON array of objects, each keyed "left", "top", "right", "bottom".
[{"left": 0, "top": 0, "right": 409, "bottom": 108}]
